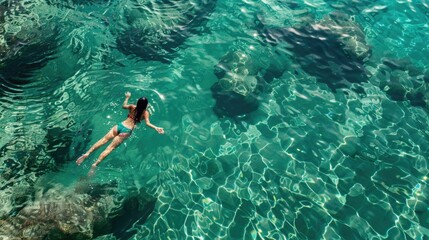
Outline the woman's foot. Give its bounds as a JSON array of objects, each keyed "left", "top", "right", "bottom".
[
  {"left": 88, "top": 163, "right": 97, "bottom": 176},
  {"left": 76, "top": 154, "right": 89, "bottom": 165}
]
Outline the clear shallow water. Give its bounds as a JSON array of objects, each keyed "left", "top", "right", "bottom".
[{"left": 1, "top": 0, "right": 429, "bottom": 239}]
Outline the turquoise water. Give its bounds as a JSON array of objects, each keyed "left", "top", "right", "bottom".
[{"left": 1, "top": 0, "right": 429, "bottom": 239}]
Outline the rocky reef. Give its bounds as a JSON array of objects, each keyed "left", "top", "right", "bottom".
[
  {"left": 257, "top": 11, "right": 371, "bottom": 91},
  {"left": 0, "top": 180, "right": 156, "bottom": 240},
  {"left": 368, "top": 57, "right": 429, "bottom": 108},
  {"left": 0, "top": 1, "right": 59, "bottom": 81},
  {"left": 211, "top": 50, "right": 262, "bottom": 117},
  {"left": 211, "top": 47, "right": 291, "bottom": 117},
  {"left": 0, "top": 110, "right": 84, "bottom": 218},
  {"left": 116, "top": 0, "right": 217, "bottom": 62},
  {"left": 211, "top": 11, "right": 372, "bottom": 117}
]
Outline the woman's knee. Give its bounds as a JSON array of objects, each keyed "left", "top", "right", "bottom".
[{"left": 100, "top": 148, "right": 113, "bottom": 158}]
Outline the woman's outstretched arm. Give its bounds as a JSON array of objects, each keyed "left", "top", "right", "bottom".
[{"left": 144, "top": 111, "right": 164, "bottom": 134}]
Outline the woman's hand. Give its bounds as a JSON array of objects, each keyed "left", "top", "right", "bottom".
[
  {"left": 123, "top": 92, "right": 132, "bottom": 109},
  {"left": 156, "top": 127, "right": 165, "bottom": 134}
]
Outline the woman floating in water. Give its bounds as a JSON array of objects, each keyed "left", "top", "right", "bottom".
[{"left": 76, "top": 92, "right": 164, "bottom": 175}]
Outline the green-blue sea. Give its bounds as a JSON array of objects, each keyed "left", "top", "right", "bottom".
[{"left": 1, "top": 0, "right": 429, "bottom": 239}]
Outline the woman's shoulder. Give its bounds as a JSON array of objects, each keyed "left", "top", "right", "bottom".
[
  {"left": 123, "top": 104, "right": 136, "bottom": 110},
  {"left": 142, "top": 109, "right": 150, "bottom": 119}
]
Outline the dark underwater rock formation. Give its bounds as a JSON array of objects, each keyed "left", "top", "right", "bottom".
[
  {"left": 0, "top": 0, "right": 75, "bottom": 194},
  {"left": 211, "top": 10, "right": 372, "bottom": 117},
  {"left": 0, "top": 104, "right": 84, "bottom": 218},
  {"left": 116, "top": 0, "right": 217, "bottom": 62},
  {"left": 0, "top": 181, "right": 156, "bottom": 240},
  {"left": 0, "top": 1, "right": 58, "bottom": 81},
  {"left": 257, "top": 11, "right": 371, "bottom": 91},
  {"left": 371, "top": 57, "right": 429, "bottom": 108},
  {"left": 211, "top": 48, "right": 290, "bottom": 117},
  {"left": 212, "top": 50, "right": 261, "bottom": 117},
  {"left": 0, "top": 134, "right": 66, "bottom": 217}
]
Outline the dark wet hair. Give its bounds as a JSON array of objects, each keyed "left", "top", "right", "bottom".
[{"left": 134, "top": 97, "right": 148, "bottom": 123}]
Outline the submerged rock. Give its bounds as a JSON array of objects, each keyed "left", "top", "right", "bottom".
[
  {"left": 211, "top": 81, "right": 260, "bottom": 118},
  {"left": 318, "top": 12, "right": 371, "bottom": 61},
  {"left": 116, "top": 0, "right": 216, "bottom": 62},
  {"left": 0, "top": 1, "right": 59, "bottom": 81},
  {"left": 0, "top": 103, "right": 82, "bottom": 217},
  {"left": 212, "top": 50, "right": 261, "bottom": 117},
  {"left": 0, "top": 180, "right": 156, "bottom": 240},
  {"left": 374, "top": 58, "right": 429, "bottom": 108},
  {"left": 212, "top": 10, "right": 373, "bottom": 117},
  {"left": 211, "top": 48, "right": 290, "bottom": 117},
  {"left": 257, "top": 11, "right": 371, "bottom": 91},
  {"left": 214, "top": 50, "right": 260, "bottom": 96}
]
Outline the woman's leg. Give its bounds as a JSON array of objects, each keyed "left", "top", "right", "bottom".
[
  {"left": 88, "top": 135, "right": 127, "bottom": 175},
  {"left": 76, "top": 126, "right": 118, "bottom": 165}
]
